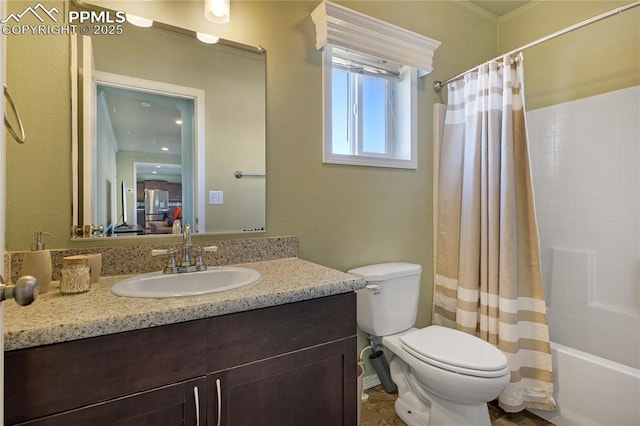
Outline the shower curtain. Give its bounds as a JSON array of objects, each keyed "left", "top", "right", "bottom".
[{"left": 433, "top": 54, "right": 556, "bottom": 412}]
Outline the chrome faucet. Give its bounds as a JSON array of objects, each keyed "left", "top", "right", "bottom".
[
  {"left": 183, "top": 222, "right": 192, "bottom": 246},
  {"left": 179, "top": 223, "right": 196, "bottom": 273},
  {"left": 151, "top": 223, "right": 219, "bottom": 274}
]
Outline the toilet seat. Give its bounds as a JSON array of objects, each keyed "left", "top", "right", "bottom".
[{"left": 400, "top": 326, "right": 510, "bottom": 378}]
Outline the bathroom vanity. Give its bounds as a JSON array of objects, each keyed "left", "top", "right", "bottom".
[{"left": 3, "top": 258, "right": 364, "bottom": 425}]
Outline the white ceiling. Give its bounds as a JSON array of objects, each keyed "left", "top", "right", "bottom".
[
  {"left": 97, "top": 85, "right": 189, "bottom": 181},
  {"left": 98, "top": 84, "right": 186, "bottom": 156}
]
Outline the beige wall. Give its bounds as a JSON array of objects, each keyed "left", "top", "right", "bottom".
[
  {"left": 498, "top": 0, "right": 639, "bottom": 110},
  {"left": 5, "top": 1, "right": 71, "bottom": 252},
  {"left": 10, "top": 0, "right": 637, "bottom": 371},
  {"left": 7, "top": 0, "right": 637, "bottom": 325},
  {"left": 5, "top": 1, "right": 496, "bottom": 331},
  {"left": 250, "top": 1, "right": 496, "bottom": 329}
]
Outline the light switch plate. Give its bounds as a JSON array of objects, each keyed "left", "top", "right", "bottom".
[{"left": 208, "top": 191, "right": 223, "bottom": 205}]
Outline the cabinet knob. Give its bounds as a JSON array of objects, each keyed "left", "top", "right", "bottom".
[{"left": 1, "top": 274, "right": 38, "bottom": 306}]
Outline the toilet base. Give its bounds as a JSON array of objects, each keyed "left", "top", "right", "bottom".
[
  {"left": 390, "top": 355, "right": 492, "bottom": 426},
  {"left": 395, "top": 395, "right": 430, "bottom": 425},
  {"left": 428, "top": 393, "right": 491, "bottom": 426},
  {"left": 390, "top": 358, "right": 430, "bottom": 425}
]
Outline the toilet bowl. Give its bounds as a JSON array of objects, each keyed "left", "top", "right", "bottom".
[
  {"left": 383, "top": 327, "right": 510, "bottom": 425},
  {"left": 350, "top": 263, "right": 510, "bottom": 426}
]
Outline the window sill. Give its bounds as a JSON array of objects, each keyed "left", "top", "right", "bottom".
[{"left": 323, "top": 154, "right": 417, "bottom": 170}]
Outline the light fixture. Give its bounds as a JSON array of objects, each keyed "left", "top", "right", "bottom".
[
  {"left": 126, "top": 13, "right": 153, "bottom": 28},
  {"left": 161, "top": 147, "right": 169, "bottom": 152},
  {"left": 196, "top": 32, "right": 220, "bottom": 44},
  {"left": 175, "top": 119, "right": 183, "bottom": 125},
  {"left": 204, "top": 0, "right": 230, "bottom": 24}
]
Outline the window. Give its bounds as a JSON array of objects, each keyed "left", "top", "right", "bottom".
[
  {"left": 311, "top": 1, "right": 440, "bottom": 170},
  {"left": 331, "top": 60, "right": 392, "bottom": 157},
  {"left": 324, "top": 45, "right": 416, "bottom": 168}
]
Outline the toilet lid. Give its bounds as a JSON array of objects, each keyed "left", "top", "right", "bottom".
[{"left": 400, "top": 326, "right": 510, "bottom": 378}]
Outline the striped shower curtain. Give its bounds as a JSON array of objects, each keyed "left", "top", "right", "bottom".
[{"left": 433, "top": 54, "right": 556, "bottom": 412}]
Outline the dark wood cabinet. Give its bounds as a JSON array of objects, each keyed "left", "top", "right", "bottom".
[
  {"left": 143, "top": 180, "right": 168, "bottom": 190},
  {"left": 5, "top": 320, "right": 208, "bottom": 424},
  {"left": 18, "top": 377, "right": 207, "bottom": 426},
  {"left": 209, "top": 339, "right": 355, "bottom": 426},
  {"left": 136, "top": 181, "right": 145, "bottom": 201},
  {"left": 167, "top": 182, "right": 182, "bottom": 201},
  {"left": 5, "top": 293, "right": 357, "bottom": 426},
  {"left": 137, "top": 180, "right": 181, "bottom": 201}
]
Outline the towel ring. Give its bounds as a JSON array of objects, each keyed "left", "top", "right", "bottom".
[{"left": 4, "top": 84, "right": 26, "bottom": 144}]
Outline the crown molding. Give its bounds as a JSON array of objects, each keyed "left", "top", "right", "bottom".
[
  {"left": 311, "top": 1, "right": 441, "bottom": 76},
  {"left": 451, "top": 0, "right": 499, "bottom": 23}
]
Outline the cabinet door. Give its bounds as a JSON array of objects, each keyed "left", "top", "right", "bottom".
[
  {"left": 144, "top": 180, "right": 168, "bottom": 190},
  {"left": 209, "top": 339, "right": 357, "bottom": 426},
  {"left": 16, "top": 377, "right": 206, "bottom": 426},
  {"left": 206, "top": 293, "right": 357, "bottom": 373},
  {"left": 136, "top": 181, "right": 145, "bottom": 201},
  {"left": 5, "top": 320, "right": 208, "bottom": 424},
  {"left": 167, "top": 182, "right": 182, "bottom": 200}
]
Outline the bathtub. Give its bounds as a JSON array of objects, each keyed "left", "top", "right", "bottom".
[{"left": 530, "top": 342, "right": 640, "bottom": 426}]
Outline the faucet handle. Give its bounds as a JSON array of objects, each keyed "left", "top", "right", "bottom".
[
  {"left": 164, "top": 248, "right": 179, "bottom": 274},
  {"left": 151, "top": 248, "right": 178, "bottom": 274},
  {"left": 195, "top": 247, "right": 206, "bottom": 271},
  {"left": 195, "top": 246, "right": 217, "bottom": 272}
]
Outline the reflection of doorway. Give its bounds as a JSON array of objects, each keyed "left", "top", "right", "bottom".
[
  {"left": 134, "top": 163, "right": 183, "bottom": 233},
  {"left": 92, "top": 72, "right": 203, "bottom": 235}
]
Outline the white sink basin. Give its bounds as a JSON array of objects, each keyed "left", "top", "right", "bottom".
[{"left": 111, "top": 267, "right": 261, "bottom": 299}]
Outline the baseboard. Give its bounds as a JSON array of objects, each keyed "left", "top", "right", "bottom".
[{"left": 362, "top": 374, "right": 381, "bottom": 390}]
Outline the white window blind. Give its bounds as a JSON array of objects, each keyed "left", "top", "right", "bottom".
[{"left": 331, "top": 46, "right": 403, "bottom": 80}]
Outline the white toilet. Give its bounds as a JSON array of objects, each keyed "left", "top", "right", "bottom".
[{"left": 350, "top": 263, "right": 510, "bottom": 426}]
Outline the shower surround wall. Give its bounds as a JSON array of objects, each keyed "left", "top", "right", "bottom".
[{"left": 527, "top": 85, "right": 640, "bottom": 369}]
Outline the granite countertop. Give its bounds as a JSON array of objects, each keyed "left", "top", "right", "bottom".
[{"left": 4, "top": 258, "right": 365, "bottom": 351}]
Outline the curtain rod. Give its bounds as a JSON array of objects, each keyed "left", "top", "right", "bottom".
[{"left": 433, "top": 0, "right": 640, "bottom": 93}]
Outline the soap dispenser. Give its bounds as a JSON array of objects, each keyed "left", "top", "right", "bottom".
[{"left": 21, "top": 231, "right": 53, "bottom": 294}]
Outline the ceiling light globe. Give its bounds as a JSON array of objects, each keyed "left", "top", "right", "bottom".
[{"left": 204, "top": 0, "right": 230, "bottom": 24}]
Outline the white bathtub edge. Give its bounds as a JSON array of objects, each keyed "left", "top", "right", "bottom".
[{"left": 528, "top": 341, "right": 640, "bottom": 426}]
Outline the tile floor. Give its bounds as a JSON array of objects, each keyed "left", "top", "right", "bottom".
[{"left": 360, "top": 385, "right": 554, "bottom": 426}]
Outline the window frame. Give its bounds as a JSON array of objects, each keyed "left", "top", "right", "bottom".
[
  {"left": 331, "top": 66, "right": 395, "bottom": 159},
  {"left": 322, "top": 44, "right": 418, "bottom": 169}
]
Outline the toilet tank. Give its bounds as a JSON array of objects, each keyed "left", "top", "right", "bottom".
[{"left": 349, "top": 263, "right": 422, "bottom": 337}]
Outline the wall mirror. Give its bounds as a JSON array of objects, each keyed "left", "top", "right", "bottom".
[{"left": 72, "top": 2, "right": 266, "bottom": 238}]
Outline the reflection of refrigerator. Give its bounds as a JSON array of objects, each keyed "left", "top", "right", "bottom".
[{"left": 144, "top": 189, "right": 169, "bottom": 221}]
